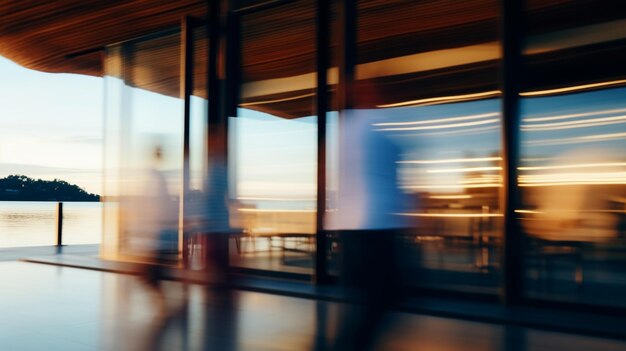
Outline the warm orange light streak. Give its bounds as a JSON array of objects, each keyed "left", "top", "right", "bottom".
[
  {"left": 519, "top": 171, "right": 626, "bottom": 181},
  {"left": 398, "top": 213, "right": 503, "bottom": 218},
  {"left": 237, "top": 208, "right": 316, "bottom": 213},
  {"left": 405, "top": 184, "right": 502, "bottom": 189},
  {"left": 399, "top": 157, "right": 502, "bottom": 164},
  {"left": 520, "top": 79, "right": 626, "bottom": 97},
  {"left": 522, "top": 115, "right": 626, "bottom": 131},
  {"left": 379, "top": 80, "right": 626, "bottom": 109},
  {"left": 239, "top": 92, "right": 316, "bottom": 107},
  {"left": 237, "top": 197, "right": 316, "bottom": 201},
  {"left": 427, "top": 166, "right": 502, "bottom": 174},
  {"left": 518, "top": 209, "right": 626, "bottom": 214},
  {"left": 523, "top": 108, "right": 626, "bottom": 123},
  {"left": 376, "top": 119, "right": 499, "bottom": 132},
  {"left": 417, "top": 125, "right": 500, "bottom": 137},
  {"left": 459, "top": 177, "right": 502, "bottom": 184},
  {"left": 429, "top": 195, "right": 472, "bottom": 199},
  {"left": 515, "top": 209, "right": 543, "bottom": 214},
  {"left": 519, "top": 163, "right": 626, "bottom": 171},
  {"left": 526, "top": 132, "right": 626, "bottom": 146},
  {"left": 519, "top": 181, "right": 626, "bottom": 187},
  {"left": 521, "top": 157, "right": 555, "bottom": 162},
  {"left": 376, "top": 90, "right": 502, "bottom": 108},
  {"left": 373, "top": 112, "right": 498, "bottom": 127},
  {"left": 520, "top": 178, "right": 626, "bottom": 184},
  {"left": 520, "top": 179, "right": 626, "bottom": 184}
]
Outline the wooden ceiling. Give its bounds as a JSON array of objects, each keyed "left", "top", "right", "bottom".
[
  {"left": 0, "top": 0, "right": 206, "bottom": 76},
  {"left": 1, "top": 0, "right": 624, "bottom": 118},
  {"left": 1, "top": 0, "right": 621, "bottom": 76}
]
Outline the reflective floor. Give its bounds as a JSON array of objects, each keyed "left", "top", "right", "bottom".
[{"left": 0, "top": 261, "right": 625, "bottom": 351}]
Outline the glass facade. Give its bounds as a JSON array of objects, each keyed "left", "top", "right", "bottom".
[
  {"left": 520, "top": 0, "right": 626, "bottom": 307},
  {"left": 349, "top": 0, "right": 503, "bottom": 294},
  {"left": 101, "top": 0, "right": 626, "bottom": 310},
  {"left": 230, "top": 0, "right": 317, "bottom": 274},
  {"left": 103, "top": 30, "right": 183, "bottom": 262}
]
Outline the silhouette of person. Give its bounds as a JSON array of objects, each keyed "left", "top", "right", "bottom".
[
  {"left": 193, "top": 135, "right": 239, "bottom": 351},
  {"left": 138, "top": 145, "right": 178, "bottom": 314},
  {"left": 325, "top": 80, "right": 411, "bottom": 351}
]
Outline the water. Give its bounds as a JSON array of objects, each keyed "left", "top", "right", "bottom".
[{"left": 0, "top": 201, "right": 102, "bottom": 248}]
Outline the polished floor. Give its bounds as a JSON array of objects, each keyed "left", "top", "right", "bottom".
[{"left": 0, "top": 261, "right": 625, "bottom": 351}]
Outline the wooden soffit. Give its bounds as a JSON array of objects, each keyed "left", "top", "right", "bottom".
[
  {"left": 2, "top": 0, "right": 625, "bottom": 119},
  {"left": 0, "top": 0, "right": 206, "bottom": 77}
]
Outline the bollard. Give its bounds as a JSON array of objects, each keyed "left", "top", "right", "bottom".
[{"left": 56, "top": 202, "right": 63, "bottom": 250}]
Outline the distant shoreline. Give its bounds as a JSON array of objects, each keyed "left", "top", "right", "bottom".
[{"left": 0, "top": 175, "right": 100, "bottom": 202}]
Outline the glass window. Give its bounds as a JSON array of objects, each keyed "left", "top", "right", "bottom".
[
  {"left": 520, "top": 0, "right": 626, "bottom": 307},
  {"left": 229, "top": 1, "right": 317, "bottom": 275},
  {"left": 328, "top": 0, "right": 503, "bottom": 293},
  {"left": 183, "top": 24, "right": 212, "bottom": 270},
  {"left": 103, "top": 30, "right": 183, "bottom": 262}
]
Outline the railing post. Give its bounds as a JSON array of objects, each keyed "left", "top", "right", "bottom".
[{"left": 56, "top": 202, "right": 63, "bottom": 251}]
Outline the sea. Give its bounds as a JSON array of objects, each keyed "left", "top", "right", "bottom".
[{"left": 0, "top": 201, "right": 101, "bottom": 248}]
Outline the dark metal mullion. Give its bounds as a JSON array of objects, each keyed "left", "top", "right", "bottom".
[
  {"left": 338, "top": 0, "right": 357, "bottom": 112},
  {"left": 224, "top": 4, "right": 240, "bottom": 123},
  {"left": 180, "top": 16, "right": 194, "bottom": 263},
  {"left": 207, "top": 0, "right": 220, "bottom": 136},
  {"left": 220, "top": 0, "right": 239, "bottom": 268},
  {"left": 329, "top": 0, "right": 356, "bottom": 280},
  {"left": 206, "top": 0, "right": 221, "bottom": 194},
  {"left": 204, "top": 0, "right": 230, "bottom": 270},
  {"left": 314, "top": 0, "right": 330, "bottom": 284},
  {"left": 500, "top": 0, "right": 524, "bottom": 306}
]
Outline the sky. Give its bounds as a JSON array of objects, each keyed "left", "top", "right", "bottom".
[
  {"left": 0, "top": 52, "right": 320, "bottom": 201},
  {"left": 1, "top": 50, "right": 623, "bottom": 200},
  {"left": 0, "top": 56, "right": 103, "bottom": 194}
]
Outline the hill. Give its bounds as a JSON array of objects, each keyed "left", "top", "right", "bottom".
[{"left": 0, "top": 175, "right": 100, "bottom": 202}]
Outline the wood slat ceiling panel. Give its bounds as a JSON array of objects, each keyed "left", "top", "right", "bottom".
[
  {"left": 241, "top": 0, "right": 316, "bottom": 82},
  {"left": 0, "top": 0, "right": 206, "bottom": 76},
  {"left": 2, "top": 0, "right": 623, "bottom": 120},
  {"left": 2, "top": 0, "right": 620, "bottom": 78}
]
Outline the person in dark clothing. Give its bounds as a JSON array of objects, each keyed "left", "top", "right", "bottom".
[{"left": 325, "top": 95, "right": 412, "bottom": 350}]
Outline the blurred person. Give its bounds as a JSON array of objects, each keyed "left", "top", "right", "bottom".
[
  {"left": 325, "top": 81, "right": 412, "bottom": 351},
  {"left": 181, "top": 130, "right": 236, "bottom": 282},
  {"left": 130, "top": 144, "right": 192, "bottom": 351},
  {"left": 188, "top": 133, "right": 239, "bottom": 351},
  {"left": 138, "top": 290, "right": 191, "bottom": 351},
  {"left": 138, "top": 145, "right": 179, "bottom": 314}
]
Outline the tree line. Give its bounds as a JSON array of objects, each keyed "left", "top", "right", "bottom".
[{"left": 0, "top": 175, "right": 99, "bottom": 201}]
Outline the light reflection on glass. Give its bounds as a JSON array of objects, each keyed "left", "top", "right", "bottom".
[
  {"left": 102, "top": 31, "right": 183, "bottom": 262},
  {"left": 520, "top": 0, "right": 626, "bottom": 306},
  {"left": 228, "top": 1, "right": 317, "bottom": 274}
]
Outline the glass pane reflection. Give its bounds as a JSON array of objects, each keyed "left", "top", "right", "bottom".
[
  {"left": 521, "top": 0, "right": 626, "bottom": 307},
  {"left": 103, "top": 31, "right": 183, "bottom": 262},
  {"left": 229, "top": 1, "right": 317, "bottom": 275},
  {"left": 340, "top": 0, "right": 503, "bottom": 293},
  {"left": 520, "top": 89, "right": 626, "bottom": 306}
]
